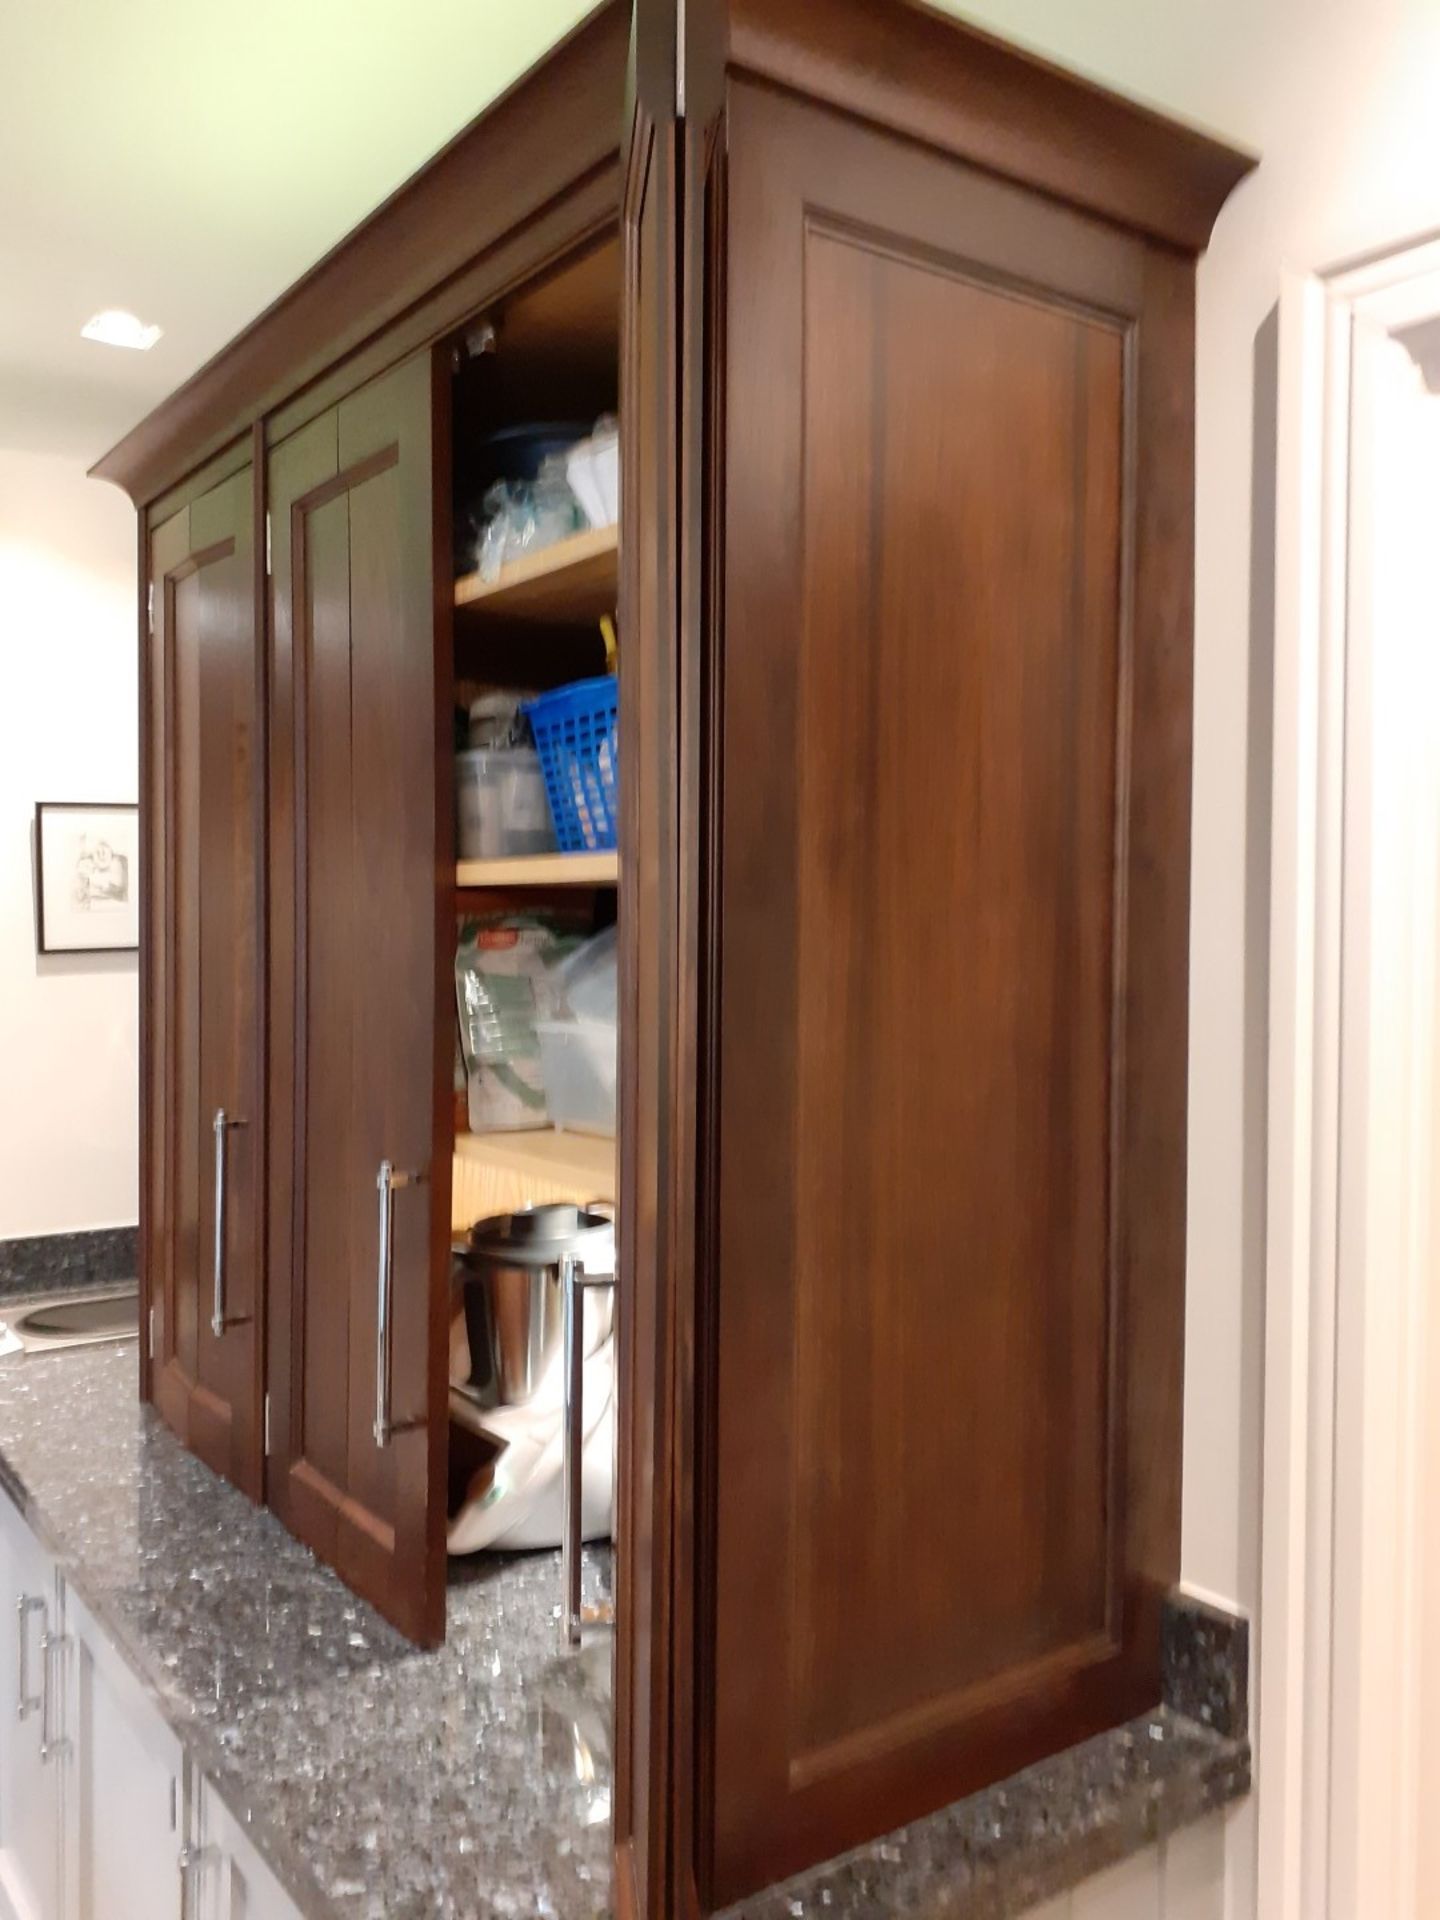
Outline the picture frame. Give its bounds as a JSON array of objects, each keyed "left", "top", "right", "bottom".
[{"left": 34, "top": 802, "right": 140, "bottom": 955}]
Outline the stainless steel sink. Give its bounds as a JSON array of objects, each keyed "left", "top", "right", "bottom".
[{"left": 2, "top": 1285, "right": 139, "bottom": 1353}]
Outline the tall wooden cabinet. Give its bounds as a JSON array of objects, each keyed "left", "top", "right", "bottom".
[{"left": 98, "top": 1, "right": 1252, "bottom": 1911}]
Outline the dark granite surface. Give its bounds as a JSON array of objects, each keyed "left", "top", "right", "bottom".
[
  {"left": 0, "top": 1328, "right": 1249, "bottom": 1920},
  {"left": 0, "top": 1226, "right": 137, "bottom": 1303},
  {"left": 1163, "top": 1592, "right": 1249, "bottom": 1742},
  {"left": 722, "top": 1710, "right": 1247, "bottom": 1919},
  {"left": 0, "top": 1338, "right": 613, "bottom": 1920}
]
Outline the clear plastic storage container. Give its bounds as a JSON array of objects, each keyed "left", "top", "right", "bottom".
[
  {"left": 534, "top": 1019, "right": 617, "bottom": 1136},
  {"left": 456, "top": 747, "right": 556, "bottom": 860}
]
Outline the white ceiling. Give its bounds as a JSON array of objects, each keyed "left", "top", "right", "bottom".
[
  {"left": 1, "top": 0, "right": 1258, "bottom": 471},
  {"left": 0, "top": 0, "right": 594, "bottom": 464}
]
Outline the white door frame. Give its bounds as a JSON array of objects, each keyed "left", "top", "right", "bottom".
[{"left": 1260, "top": 233, "right": 1440, "bottom": 1920}]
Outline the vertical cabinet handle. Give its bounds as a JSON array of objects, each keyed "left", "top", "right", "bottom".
[
  {"left": 178, "top": 1842, "right": 217, "bottom": 1918},
  {"left": 561, "top": 1255, "right": 617, "bottom": 1648},
  {"left": 373, "top": 1161, "right": 423, "bottom": 1448},
  {"left": 211, "top": 1109, "right": 248, "bottom": 1338},
  {"left": 15, "top": 1594, "right": 43, "bottom": 1720},
  {"left": 38, "top": 1626, "right": 68, "bottom": 1763}
]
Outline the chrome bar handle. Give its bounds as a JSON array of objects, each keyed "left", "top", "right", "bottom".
[
  {"left": 562, "top": 1256, "right": 617, "bottom": 1648},
  {"left": 211, "top": 1108, "right": 248, "bottom": 1338},
  {"left": 16, "top": 1594, "right": 43, "bottom": 1720},
  {"left": 38, "top": 1626, "right": 68, "bottom": 1763},
  {"left": 374, "top": 1161, "right": 423, "bottom": 1448}
]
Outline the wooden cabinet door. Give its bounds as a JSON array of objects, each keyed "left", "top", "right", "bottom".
[
  {"left": 659, "top": 12, "right": 1213, "bottom": 1907},
  {"left": 266, "top": 353, "right": 451, "bottom": 1648},
  {"left": 616, "top": 10, "right": 682, "bottom": 1914},
  {"left": 145, "top": 460, "right": 264, "bottom": 1501},
  {"left": 0, "top": 1495, "right": 62, "bottom": 1920}
]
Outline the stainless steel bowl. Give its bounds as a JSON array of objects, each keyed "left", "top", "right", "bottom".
[{"left": 454, "top": 1202, "right": 614, "bottom": 1408}]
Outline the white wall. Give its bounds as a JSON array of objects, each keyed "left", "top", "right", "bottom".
[{"left": 0, "top": 451, "right": 138, "bottom": 1237}]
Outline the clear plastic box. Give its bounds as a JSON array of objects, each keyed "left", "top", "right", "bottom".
[
  {"left": 456, "top": 747, "right": 556, "bottom": 860},
  {"left": 534, "top": 1019, "right": 617, "bottom": 1136}
]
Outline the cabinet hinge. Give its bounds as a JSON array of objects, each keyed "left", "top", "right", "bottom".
[
  {"left": 147, "top": 1305, "right": 156, "bottom": 1361},
  {"left": 146, "top": 582, "right": 155, "bottom": 635},
  {"left": 264, "top": 511, "right": 272, "bottom": 576},
  {"left": 264, "top": 1393, "right": 272, "bottom": 1457}
]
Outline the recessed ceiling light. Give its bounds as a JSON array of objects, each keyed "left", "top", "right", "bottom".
[{"left": 81, "top": 309, "right": 162, "bottom": 352}]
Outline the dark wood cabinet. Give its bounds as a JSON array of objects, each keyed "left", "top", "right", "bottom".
[
  {"left": 691, "top": 71, "right": 1193, "bottom": 1906},
  {"left": 143, "top": 454, "right": 265, "bottom": 1501},
  {"left": 265, "top": 355, "right": 453, "bottom": 1648},
  {"left": 101, "top": 1, "right": 1252, "bottom": 1909}
]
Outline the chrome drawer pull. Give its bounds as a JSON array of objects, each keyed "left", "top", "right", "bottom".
[
  {"left": 38, "top": 1627, "right": 68, "bottom": 1763},
  {"left": 211, "top": 1108, "right": 248, "bottom": 1338},
  {"left": 16, "top": 1594, "right": 43, "bottom": 1720},
  {"left": 374, "top": 1161, "right": 424, "bottom": 1448}
]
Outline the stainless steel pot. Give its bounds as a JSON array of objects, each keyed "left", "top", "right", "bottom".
[{"left": 453, "top": 1202, "right": 615, "bottom": 1408}]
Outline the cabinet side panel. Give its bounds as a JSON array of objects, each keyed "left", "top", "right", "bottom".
[
  {"left": 700, "top": 79, "right": 1185, "bottom": 1903},
  {"left": 788, "top": 230, "right": 1123, "bottom": 1765}
]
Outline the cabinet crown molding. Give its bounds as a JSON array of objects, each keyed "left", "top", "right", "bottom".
[{"left": 719, "top": 0, "right": 1255, "bottom": 255}]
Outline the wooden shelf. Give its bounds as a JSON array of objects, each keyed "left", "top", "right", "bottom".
[
  {"left": 452, "top": 1127, "right": 616, "bottom": 1225},
  {"left": 456, "top": 851, "right": 618, "bottom": 889},
  {"left": 454, "top": 524, "right": 617, "bottom": 624},
  {"left": 455, "top": 1127, "right": 615, "bottom": 1183}
]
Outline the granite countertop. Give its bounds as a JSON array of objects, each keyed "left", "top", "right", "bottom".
[
  {"left": 0, "top": 1336, "right": 613, "bottom": 1920},
  {"left": 0, "top": 1317, "right": 1251, "bottom": 1920}
]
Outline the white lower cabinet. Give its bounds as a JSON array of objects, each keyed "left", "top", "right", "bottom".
[
  {"left": 0, "top": 1495, "right": 300, "bottom": 1920},
  {"left": 189, "top": 1777, "right": 301, "bottom": 1920},
  {"left": 60, "top": 1588, "right": 185, "bottom": 1920},
  {"left": 0, "top": 1495, "right": 63, "bottom": 1920}
]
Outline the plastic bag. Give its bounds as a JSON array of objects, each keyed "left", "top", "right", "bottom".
[{"left": 455, "top": 917, "right": 583, "bottom": 1131}]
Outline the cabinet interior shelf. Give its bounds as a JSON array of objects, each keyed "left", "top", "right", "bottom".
[
  {"left": 454, "top": 1126, "right": 616, "bottom": 1192},
  {"left": 454, "top": 524, "right": 618, "bottom": 624},
  {"left": 456, "top": 851, "right": 618, "bottom": 889}
]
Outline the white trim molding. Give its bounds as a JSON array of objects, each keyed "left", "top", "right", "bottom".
[{"left": 1260, "top": 234, "right": 1440, "bottom": 1920}]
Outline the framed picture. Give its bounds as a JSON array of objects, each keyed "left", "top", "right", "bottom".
[{"left": 34, "top": 802, "right": 140, "bottom": 954}]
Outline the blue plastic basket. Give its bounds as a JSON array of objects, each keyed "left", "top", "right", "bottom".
[{"left": 524, "top": 675, "right": 620, "bottom": 853}]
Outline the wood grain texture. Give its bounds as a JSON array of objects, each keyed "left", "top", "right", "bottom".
[
  {"left": 450, "top": 1130, "right": 616, "bottom": 1228},
  {"left": 787, "top": 232, "right": 1122, "bottom": 1765},
  {"left": 265, "top": 353, "right": 450, "bottom": 1646},
  {"left": 90, "top": 4, "right": 628, "bottom": 503},
  {"left": 453, "top": 522, "right": 618, "bottom": 622},
  {"left": 615, "top": 15, "right": 682, "bottom": 1908},
  {"left": 145, "top": 462, "right": 264, "bottom": 1500},
  {"left": 697, "top": 76, "right": 1193, "bottom": 1903}
]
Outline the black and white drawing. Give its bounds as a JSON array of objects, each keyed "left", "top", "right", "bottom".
[{"left": 35, "top": 802, "right": 140, "bottom": 954}]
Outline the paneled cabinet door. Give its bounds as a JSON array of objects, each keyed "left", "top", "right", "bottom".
[
  {"left": 637, "top": 1, "right": 1218, "bottom": 1906},
  {"left": 266, "top": 352, "right": 452, "bottom": 1648},
  {"left": 614, "top": 10, "right": 682, "bottom": 1916},
  {"left": 60, "top": 1592, "right": 184, "bottom": 1920},
  {"left": 191, "top": 1776, "right": 302, "bottom": 1920},
  {"left": 0, "top": 1495, "right": 62, "bottom": 1920},
  {"left": 146, "top": 462, "right": 264, "bottom": 1500}
]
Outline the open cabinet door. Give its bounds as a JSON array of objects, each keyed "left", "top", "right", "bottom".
[
  {"left": 266, "top": 351, "right": 453, "bottom": 1649},
  {"left": 615, "top": 5, "right": 684, "bottom": 1913}
]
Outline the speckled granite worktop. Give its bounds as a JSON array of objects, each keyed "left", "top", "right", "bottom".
[
  {"left": 0, "top": 1337, "right": 613, "bottom": 1920},
  {"left": 0, "top": 1329, "right": 1249, "bottom": 1920}
]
